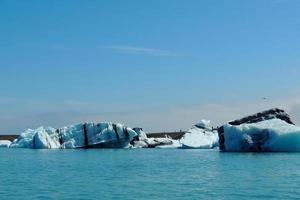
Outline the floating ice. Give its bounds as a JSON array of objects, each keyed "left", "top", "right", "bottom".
[
  {"left": 146, "top": 137, "right": 174, "bottom": 148},
  {"left": 10, "top": 108, "right": 299, "bottom": 152},
  {"left": 179, "top": 120, "right": 219, "bottom": 149},
  {"left": 10, "top": 122, "right": 137, "bottom": 149},
  {"left": 0, "top": 140, "right": 11, "bottom": 148},
  {"left": 222, "top": 118, "right": 300, "bottom": 152},
  {"left": 153, "top": 120, "right": 219, "bottom": 149},
  {"left": 218, "top": 108, "right": 300, "bottom": 152},
  {"left": 131, "top": 128, "right": 174, "bottom": 148},
  {"left": 155, "top": 139, "right": 182, "bottom": 149}
]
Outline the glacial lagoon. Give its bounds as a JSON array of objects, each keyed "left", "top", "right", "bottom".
[{"left": 1, "top": 148, "right": 300, "bottom": 200}]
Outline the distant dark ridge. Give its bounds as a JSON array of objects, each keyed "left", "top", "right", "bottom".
[
  {"left": 0, "top": 132, "right": 186, "bottom": 142},
  {"left": 147, "top": 131, "right": 185, "bottom": 140},
  {"left": 0, "top": 135, "right": 19, "bottom": 141}
]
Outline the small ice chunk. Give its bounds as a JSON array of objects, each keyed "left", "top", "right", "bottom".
[{"left": 0, "top": 140, "right": 11, "bottom": 148}]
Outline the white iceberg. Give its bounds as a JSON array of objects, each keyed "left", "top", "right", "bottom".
[
  {"left": 0, "top": 140, "right": 11, "bottom": 148},
  {"left": 222, "top": 118, "right": 300, "bottom": 152},
  {"left": 10, "top": 122, "right": 137, "bottom": 149},
  {"left": 179, "top": 120, "right": 219, "bottom": 149}
]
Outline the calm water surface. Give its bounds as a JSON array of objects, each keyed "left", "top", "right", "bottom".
[{"left": 1, "top": 148, "right": 300, "bottom": 200}]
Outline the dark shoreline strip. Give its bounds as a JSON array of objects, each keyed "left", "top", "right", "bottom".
[{"left": 0, "top": 132, "right": 186, "bottom": 141}]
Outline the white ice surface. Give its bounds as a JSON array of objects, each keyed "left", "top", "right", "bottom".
[
  {"left": 0, "top": 140, "right": 11, "bottom": 148},
  {"left": 179, "top": 120, "right": 219, "bottom": 149}
]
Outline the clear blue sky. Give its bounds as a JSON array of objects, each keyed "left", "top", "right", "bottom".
[{"left": 1, "top": 0, "right": 300, "bottom": 133}]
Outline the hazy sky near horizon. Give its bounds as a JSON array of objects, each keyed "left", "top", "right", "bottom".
[{"left": 1, "top": 0, "right": 300, "bottom": 133}]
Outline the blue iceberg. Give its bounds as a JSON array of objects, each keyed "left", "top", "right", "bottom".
[
  {"left": 10, "top": 122, "right": 137, "bottom": 149},
  {"left": 218, "top": 108, "right": 300, "bottom": 152}
]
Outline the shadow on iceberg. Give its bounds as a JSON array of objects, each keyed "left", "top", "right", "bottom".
[{"left": 218, "top": 108, "right": 300, "bottom": 152}]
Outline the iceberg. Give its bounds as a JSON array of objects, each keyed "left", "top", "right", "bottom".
[
  {"left": 179, "top": 120, "right": 219, "bottom": 149},
  {"left": 131, "top": 128, "right": 175, "bottom": 148},
  {"left": 9, "top": 108, "right": 300, "bottom": 152},
  {"left": 218, "top": 108, "right": 300, "bottom": 152},
  {"left": 0, "top": 140, "right": 11, "bottom": 148},
  {"left": 10, "top": 122, "right": 137, "bottom": 149},
  {"left": 130, "top": 120, "right": 219, "bottom": 149}
]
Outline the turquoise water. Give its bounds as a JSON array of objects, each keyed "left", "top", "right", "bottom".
[{"left": 1, "top": 149, "right": 300, "bottom": 200}]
